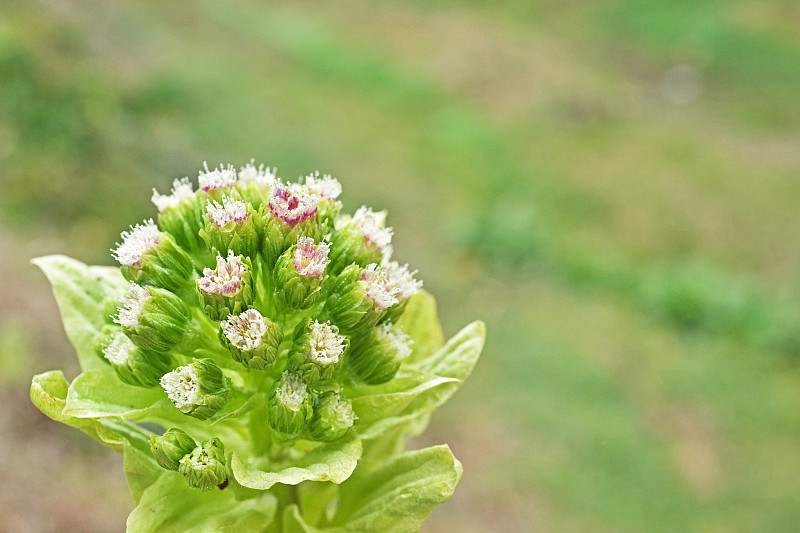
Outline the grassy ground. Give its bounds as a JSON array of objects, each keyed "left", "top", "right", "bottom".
[{"left": 2, "top": 0, "right": 800, "bottom": 531}]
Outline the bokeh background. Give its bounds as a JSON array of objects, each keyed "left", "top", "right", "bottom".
[{"left": 3, "top": 0, "right": 800, "bottom": 531}]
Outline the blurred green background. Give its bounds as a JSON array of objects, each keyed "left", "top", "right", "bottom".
[{"left": 3, "top": 0, "right": 800, "bottom": 531}]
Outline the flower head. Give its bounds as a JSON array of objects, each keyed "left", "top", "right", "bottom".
[
  {"left": 221, "top": 308, "right": 268, "bottom": 351},
  {"left": 199, "top": 251, "right": 248, "bottom": 296},
  {"left": 206, "top": 196, "right": 250, "bottom": 227},
  {"left": 350, "top": 206, "right": 393, "bottom": 252},
  {"left": 292, "top": 237, "right": 330, "bottom": 278},
  {"left": 161, "top": 365, "right": 201, "bottom": 410},
  {"left": 152, "top": 178, "right": 195, "bottom": 212},
  {"left": 198, "top": 162, "right": 237, "bottom": 191},
  {"left": 376, "top": 322, "right": 413, "bottom": 361},
  {"left": 102, "top": 332, "right": 135, "bottom": 365},
  {"left": 115, "top": 283, "right": 151, "bottom": 328},
  {"left": 112, "top": 220, "right": 160, "bottom": 267},
  {"left": 275, "top": 371, "right": 310, "bottom": 411},
  {"left": 307, "top": 321, "right": 347, "bottom": 365},
  {"left": 269, "top": 183, "right": 319, "bottom": 226},
  {"left": 359, "top": 263, "right": 400, "bottom": 310},
  {"left": 305, "top": 171, "right": 342, "bottom": 200},
  {"left": 383, "top": 261, "right": 423, "bottom": 300},
  {"left": 239, "top": 159, "right": 277, "bottom": 187}
]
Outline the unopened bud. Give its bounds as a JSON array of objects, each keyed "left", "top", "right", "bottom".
[
  {"left": 267, "top": 371, "right": 313, "bottom": 437},
  {"left": 273, "top": 236, "right": 330, "bottom": 311},
  {"left": 219, "top": 309, "right": 282, "bottom": 370},
  {"left": 305, "top": 392, "right": 355, "bottom": 442},
  {"left": 101, "top": 330, "right": 173, "bottom": 387},
  {"left": 112, "top": 220, "right": 195, "bottom": 292},
  {"left": 196, "top": 251, "right": 255, "bottom": 321},
  {"left": 327, "top": 206, "right": 392, "bottom": 274},
  {"left": 320, "top": 263, "right": 399, "bottom": 334},
  {"left": 114, "top": 283, "right": 189, "bottom": 353},
  {"left": 179, "top": 437, "right": 228, "bottom": 491},
  {"left": 288, "top": 319, "right": 348, "bottom": 383},
  {"left": 149, "top": 428, "right": 196, "bottom": 471},
  {"left": 160, "top": 359, "right": 231, "bottom": 420},
  {"left": 347, "top": 322, "right": 412, "bottom": 385}
]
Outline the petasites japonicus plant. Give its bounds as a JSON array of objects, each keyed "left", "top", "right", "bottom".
[{"left": 30, "top": 161, "right": 485, "bottom": 533}]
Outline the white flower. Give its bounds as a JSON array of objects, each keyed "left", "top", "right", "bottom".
[
  {"left": 304, "top": 171, "right": 342, "bottom": 200},
  {"left": 376, "top": 323, "right": 412, "bottom": 361},
  {"left": 161, "top": 365, "right": 200, "bottom": 409},
  {"left": 151, "top": 177, "right": 195, "bottom": 212},
  {"left": 239, "top": 159, "right": 277, "bottom": 187},
  {"left": 112, "top": 219, "right": 160, "bottom": 267},
  {"left": 198, "top": 162, "right": 237, "bottom": 191},
  {"left": 276, "top": 372, "right": 309, "bottom": 411},
  {"left": 349, "top": 206, "right": 393, "bottom": 251},
  {"left": 307, "top": 321, "right": 346, "bottom": 365},
  {"left": 359, "top": 263, "right": 399, "bottom": 310},
  {"left": 292, "top": 236, "right": 330, "bottom": 278},
  {"left": 383, "top": 261, "right": 423, "bottom": 300},
  {"left": 115, "top": 283, "right": 151, "bottom": 328},
  {"left": 206, "top": 195, "right": 250, "bottom": 227},
  {"left": 198, "top": 251, "right": 248, "bottom": 296},
  {"left": 103, "top": 332, "right": 134, "bottom": 365},
  {"left": 269, "top": 182, "right": 319, "bottom": 226},
  {"left": 221, "top": 309, "right": 268, "bottom": 351}
]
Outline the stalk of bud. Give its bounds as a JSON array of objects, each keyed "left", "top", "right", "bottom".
[
  {"left": 287, "top": 319, "right": 348, "bottom": 383},
  {"left": 115, "top": 283, "right": 190, "bottom": 353},
  {"left": 149, "top": 428, "right": 197, "bottom": 471},
  {"left": 273, "top": 236, "right": 330, "bottom": 311},
  {"left": 100, "top": 329, "right": 173, "bottom": 387},
  {"left": 179, "top": 437, "right": 228, "bottom": 491},
  {"left": 161, "top": 359, "right": 231, "bottom": 420},
  {"left": 219, "top": 309, "right": 282, "bottom": 370},
  {"left": 305, "top": 392, "right": 355, "bottom": 442},
  {"left": 346, "top": 322, "right": 412, "bottom": 385},
  {"left": 197, "top": 251, "right": 255, "bottom": 321},
  {"left": 267, "top": 371, "right": 313, "bottom": 437},
  {"left": 320, "top": 263, "right": 399, "bottom": 334},
  {"left": 199, "top": 195, "right": 261, "bottom": 258},
  {"left": 327, "top": 206, "right": 392, "bottom": 274},
  {"left": 112, "top": 220, "right": 195, "bottom": 293}
]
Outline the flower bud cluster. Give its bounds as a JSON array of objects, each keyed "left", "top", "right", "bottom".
[{"left": 101, "top": 160, "right": 422, "bottom": 490}]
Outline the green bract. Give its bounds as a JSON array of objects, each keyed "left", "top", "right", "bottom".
[{"left": 30, "top": 162, "right": 485, "bottom": 532}]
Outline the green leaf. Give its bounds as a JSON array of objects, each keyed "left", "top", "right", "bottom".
[
  {"left": 30, "top": 371, "right": 162, "bottom": 502},
  {"left": 63, "top": 367, "right": 170, "bottom": 420},
  {"left": 127, "top": 472, "right": 277, "bottom": 533},
  {"left": 283, "top": 445, "right": 462, "bottom": 533},
  {"left": 396, "top": 290, "right": 445, "bottom": 364},
  {"left": 231, "top": 431, "right": 362, "bottom": 490},
  {"left": 357, "top": 321, "right": 486, "bottom": 442},
  {"left": 410, "top": 320, "right": 485, "bottom": 381},
  {"left": 349, "top": 370, "right": 457, "bottom": 425},
  {"left": 33, "top": 255, "right": 126, "bottom": 372}
]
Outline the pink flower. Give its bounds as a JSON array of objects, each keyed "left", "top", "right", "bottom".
[
  {"left": 269, "top": 183, "right": 319, "bottom": 226},
  {"left": 206, "top": 196, "right": 250, "bottom": 227},
  {"left": 198, "top": 251, "right": 248, "bottom": 296},
  {"left": 292, "top": 237, "right": 330, "bottom": 279}
]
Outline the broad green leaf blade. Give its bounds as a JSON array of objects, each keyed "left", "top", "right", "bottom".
[
  {"left": 127, "top": 472, "right": 277, "bottom": 533},
  {"left": 348, "top": 370, "right": 458, "bottom": 424},
  {"left": 357, "top": 321, "right": 486, "bottom": 442},
  {"left": 231, "top": 431, "right": 362, "bottom": 490},
  {"left": 30, "top": 371, "right": 163, "bottom": 502},
  {"left": 284, "top": 445, "right": 462, "bottom": 532},
  {"left": 33, "top": 255, "right": 126, "bottom": 372},
  {"left": 63, "top": 367, "right": 170, "bottom": 420},
  {"left": 410, "top": 320, "right": 485, "bottom": 381},
  {"left": 396, "top": 290, "right": 445, "bottom": 364}
]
